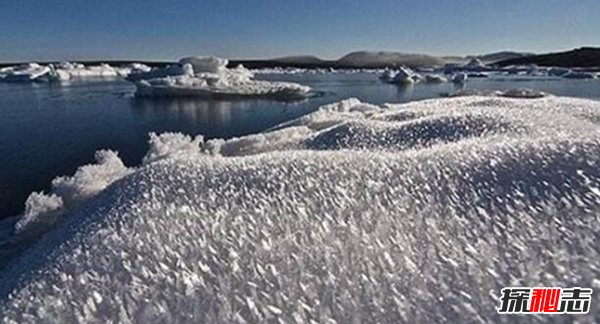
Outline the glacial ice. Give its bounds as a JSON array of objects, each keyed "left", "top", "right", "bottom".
[
  {"left": 2, "top": 95, "right": 600, "bottom": 322},
  {"left": 133, "top": 57, "right": 312, "bottom": 99}
]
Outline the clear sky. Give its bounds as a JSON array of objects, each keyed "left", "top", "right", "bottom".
[{"left": 1, "top": 0, "right": 598, "bottom": 62}]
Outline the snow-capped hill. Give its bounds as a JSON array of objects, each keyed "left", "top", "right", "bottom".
[
  {"left": 337, "top": 51, "right": 446, "bottom": 68},
  {"left": 2, "top": 95, "right": 600, "bottom": 322}
]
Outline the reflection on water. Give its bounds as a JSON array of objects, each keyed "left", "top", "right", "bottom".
[
  {"left": 131, "top": 98, "right": 236, "bottom": 129},
  {"left": 128, "top": 96, "right": 312, "bottom": 140}
]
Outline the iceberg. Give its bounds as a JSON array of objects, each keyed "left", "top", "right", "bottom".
[
  {"left": 133, "top": 57, "right": 312, "bottom": 100},
  {"left": 2, "top": 94, "right": 600, "bottom": 322},
  {"left": 379, "top": 66, "right": 421, "bottom": 85},
  {"left": 451, "top": 72, "right": 468, "bottom": 83},
  {"left": 125, "top": 63, "right": 193, "bottom": 81},
  {"left": 178, "top": 56, "right": 229, "bottom": 73}
]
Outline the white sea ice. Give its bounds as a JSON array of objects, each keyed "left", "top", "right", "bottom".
[
  {"left": 13, "top": 150, "right": 131, "bottom": 237},
  {"left": 179, "top": 56, "right": 229, "bottom": 74},
  {"left": 134, "top": 57, "right": 311, "bottom": 99},
  {"left": 2, "top": 95, "right": 600, "bottom": 322},
  {"left": 126, "top": 63, "right": 194, "bottom": 81},
  {"left": 379, "top": 66, "right": 422, "bottom": 85},
  {"left": 0, "top": 62, "right": 153, "bottom": 82},
  {"left": 0, "top": 63, "right": 51, "bottom": 82},
  {"left": 143, "top": 132, "right": 204, "bottom": 164},
  {"left": 452, "top": 72, "right": 468, "bottom": 83}
]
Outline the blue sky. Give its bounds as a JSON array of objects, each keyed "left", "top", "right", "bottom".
[{"left": 1, "top": 0, "right": 598, "bottom": 62}]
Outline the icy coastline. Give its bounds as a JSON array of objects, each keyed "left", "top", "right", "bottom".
[{"left": 2, "top": 95, "right": 600, "bottom": 322}]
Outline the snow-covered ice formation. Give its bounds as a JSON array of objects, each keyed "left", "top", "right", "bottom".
[
  {"left": 0, "top": 63, "right": 51, "bottom": 82},
  {"left": 133, "top": 57, "right": 312, "bottom": 99},
  {"left": 125, "top": 64, "right": 193, "bottom": 81},
  {"left": 379, "top": 67, "right": 422, "bottom": 85},
  {"left": 2, "top": 95, "right": 600, "bottom": 322},
  {"left": 0, "top": 62, "right": 151, "bottom": 82}
]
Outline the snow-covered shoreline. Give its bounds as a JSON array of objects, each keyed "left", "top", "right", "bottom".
[{"left": 2, "top": 95, "right": 600, "bottom": 322}]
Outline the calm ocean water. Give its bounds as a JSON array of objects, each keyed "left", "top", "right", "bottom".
[{"left": 0, "top": 73, "right": 599, "bottom": 217}]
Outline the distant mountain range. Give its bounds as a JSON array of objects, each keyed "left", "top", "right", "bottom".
[
  {"left": 2, "top": 47, "right": 598, "bottom": 69},
  {"left": 496, "top": 47, "right": 600, "bottom": 67},
  {"left": 230, "top": 51, "right": 536, "bottom": 69}
]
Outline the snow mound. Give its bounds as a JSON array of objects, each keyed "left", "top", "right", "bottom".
[
  {"left": 143, "top": 132, "right": 203, "bottom": 164},
  {"left": 134, "top": 57, "right": 311, "bottom": 100},
  {"left": 3, "top": 96, "right": 600, "bottom": 322},
  {"left": 14, "top": 150, "right": 131, "bottom": 237}
]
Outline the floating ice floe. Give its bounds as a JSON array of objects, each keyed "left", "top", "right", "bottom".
[
  {"left": 0, "top": 63, "right": 51, "bottom": 82},
  {"left": 126, "top": 63, "right": 193, "bottom": 81},
  {"left": 451, "top": 72, "right": 468, "bottom": 83},
  {"left": 379, "top": 66, "right": 422, "bottom": 84},
  {"left": 3, "top": 94, "right": 600, "bottom": 322},
  {"left": 133, "top": 56, "right": 312, "bottom": 99},
  {"left": 0, "top": 62, "right": 152, "bottom": 82}
]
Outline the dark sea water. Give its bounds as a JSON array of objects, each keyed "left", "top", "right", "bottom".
[{"left": 1, "top": 73, "right": 599, "bottom": 218}]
